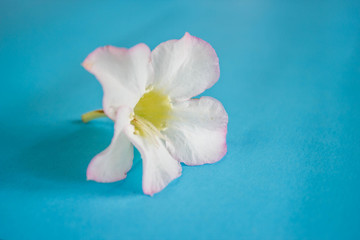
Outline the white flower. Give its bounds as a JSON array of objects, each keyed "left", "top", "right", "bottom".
[{"left": 82, "top": 33, "right": 228, "bottom": 195}]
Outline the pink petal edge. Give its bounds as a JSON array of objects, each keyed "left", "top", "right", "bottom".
[
  {"left": 81, "top": 43, "right": 150, "bottom": 73},
  {"left": 182, "top": 32, "right": 220, "bottom": 85},
  {"left": 86, "top": 106, "right": 134, "bottom": 183},
  {"left": 86, "top": 155, "right": 129, "bottom": 183}
]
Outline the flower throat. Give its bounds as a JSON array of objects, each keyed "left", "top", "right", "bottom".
[{"left": 131, "top": 89, "right": 172, "bottom": 137}]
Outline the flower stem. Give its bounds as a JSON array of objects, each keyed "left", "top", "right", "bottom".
[{"left": 81, "top": 110, "right": 107, "bottom": 123}]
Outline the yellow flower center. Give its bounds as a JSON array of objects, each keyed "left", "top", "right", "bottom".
[{"left": 131, "top": 88, "right": 172, "bottom": 137}]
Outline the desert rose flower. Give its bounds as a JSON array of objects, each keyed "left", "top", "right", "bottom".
[{"left": 82, "top": 33, "right": 228, "bottom": 195}]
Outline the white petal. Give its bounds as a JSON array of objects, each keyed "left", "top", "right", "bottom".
[
  {"left": 82, "top": 44, "right": 152, "bottom": 119},
  {"left": 124, "top": 125, "right": 182, "bottom": 196},
  {"left": 164, "top": 97, "right": 228, "bottom": 165},
  {"left": 151, "top": 32, "right": 220, "bottom": 101},
  {"left": 87, "top": 107, "right": 134, "bottom": 182}
]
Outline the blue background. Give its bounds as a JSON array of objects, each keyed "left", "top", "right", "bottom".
[{"left": 1, "top": 0, "right": 360, "bottom": 239}]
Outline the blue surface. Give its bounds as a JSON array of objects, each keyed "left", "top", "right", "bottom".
[{"left": 1, "top": 0, "right": 360, "bottom": 239}]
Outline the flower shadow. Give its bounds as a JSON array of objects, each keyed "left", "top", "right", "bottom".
[{"left": 17, "top": 121, "right": 144, "bottom": 196}]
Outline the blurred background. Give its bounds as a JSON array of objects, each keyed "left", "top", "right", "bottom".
[{"left": 1, "top": 0, "right": 359, "bottom": 239}]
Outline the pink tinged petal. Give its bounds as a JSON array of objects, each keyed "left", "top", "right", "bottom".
[
  {"left": 124, "top": 125, "right": 182, "bottom": 196},
  {"left": 87, "top": 107, "right": 134, "bottom": 182},
  {"left": 164, "top": 96, "right": 228, "bottom": 166},
  {"left": 82, "top": 44, "right": 153, "bottom": 120},
  {"left": 151, "top": 32, "right": 220, "bottom": 101}
]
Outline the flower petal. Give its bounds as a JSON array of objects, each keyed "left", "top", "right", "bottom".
[
  {"left": 82, "top": 44, "right": 152, "bottom": 119},
  {"left": 151, "top": 32, "right": 220, "bottom": 101},
  {"left": 164, "top": 97, "right": 228, "bottom": 165},
  {"left": 87, "top": 107, "right": 134, "bottom": 182},
  {"left": 124, "top": 125, "right": 182, "bottom": 196}
]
